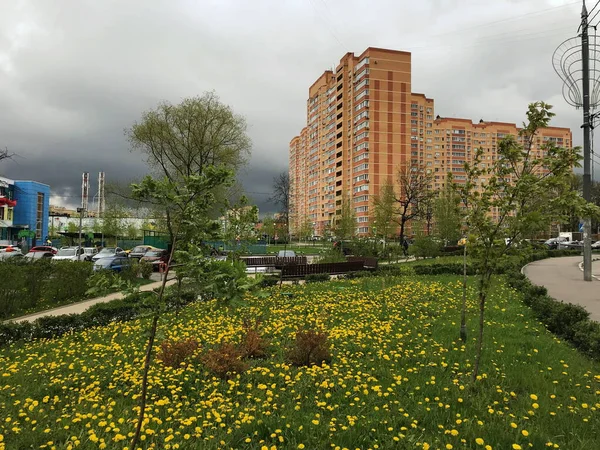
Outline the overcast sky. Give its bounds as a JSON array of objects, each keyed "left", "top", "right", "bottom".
[{"left": 0, "top": 0, "right": 593, "bottom": 213}]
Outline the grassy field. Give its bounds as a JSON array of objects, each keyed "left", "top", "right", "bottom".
[{"left": 0, "top": 275, "right": 598, "bottom": 449}]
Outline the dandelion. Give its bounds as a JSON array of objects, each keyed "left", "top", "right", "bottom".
[{"left": 476, "top": 438, "right": 485, "bottom": 445}]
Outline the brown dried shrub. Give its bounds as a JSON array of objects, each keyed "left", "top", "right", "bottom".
[
  {"left": 158, "top": 338, "right": 200, "bottom": 368},
  {"left": 239, "top": 319, "right": 270, "bottom": 359},
  {"left": 286, "top": 329, "right": 332, "bottom": 367},
  {"left": 201, "top": 342, "right": 249, "bottom": 379}
]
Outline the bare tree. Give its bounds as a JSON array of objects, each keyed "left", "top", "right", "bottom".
[
  {"left": 393, "top": 163, "right": 434, "bottom": 243},
  {"left": 0, "top": 147, "right": 15, "bottom": 163},
  {"left": 269, "top": 172, "right": 290, "bottom": 238}
]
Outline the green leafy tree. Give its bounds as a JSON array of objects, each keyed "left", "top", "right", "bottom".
[
  {"left": 126, "top": 222, "right": 140, "bottom": 240},
  {"left": 455, "top": 102, "right": 596, "bottom": 381},
  {"left": 372, "top": 180, "right": 397, "bottom": 243},
  {"left": 333, "top": 194, "right": 356, "bottom": 240},
  {"left": 126, "top": 92, "right": 251, "bottom": 247},
  {"left": 101, "top": 204, "right": 126, "bottom": 243},
  {"left": 297, "top": 217, "right": 314, "bottom": 241},
  {"left": 223, "top": 195, "right": 258, "bottom": 244},
  {"left": 128, "top": 167, "right": 232, "bottom": 450},
  {"left": 262, "top": 216, "right": 276, "bottom": 244},
  {"left": 434, "top": 183, "right": 462, "bottom": 245}
]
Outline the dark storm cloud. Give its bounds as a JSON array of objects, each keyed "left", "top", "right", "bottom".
[{"left": 0, "top": 0, "right": 589, "bottom": 214}]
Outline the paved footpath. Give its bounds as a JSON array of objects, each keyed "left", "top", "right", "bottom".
[
  {"left": 523, "top": 256, "right": 600, "bottom": 322},
  {"left": 10, "top": 275, "right": 176, "bottom": 324}
]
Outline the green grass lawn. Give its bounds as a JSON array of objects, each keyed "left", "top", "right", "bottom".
[{"left": 0, "top": 275, "right": 598, "bottom": 449}]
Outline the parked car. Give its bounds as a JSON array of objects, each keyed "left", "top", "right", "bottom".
[
  {"left": 29, "top": 245, "right": 58, "bottom": 255},
  {"left": 53, "top": 247, "right": 87, "bottom": 261},
  {"left": 0, "top": 244, "right": 19, "bottom": 253},
  {"left": 544, "top": 237, "right": 569, "bottom": 250},
  {"left": 140, "top": 249, "right": 168, "bottom": 271},
  {"left": 93, "top": 255, "right": 132, "bottom": 272},
  {"left": 82, "top": 247, "right": 98, "bottom": 261},
  {"left": 559, "top": 240, "right": 583, "bottom": 250},
  {"left": 25, "top": 251, "right": 54, "bottom": 260},
  {"left": 91, "top": 247, "right": 126, "bottom": 263},
  {"left": 129, "top": 245, "right": 160, "bottom": 260},
  {"left": 0, "top": 249, "right": 23, "bottom": 260}
]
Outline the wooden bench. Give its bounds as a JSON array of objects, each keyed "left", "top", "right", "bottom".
[{"left": 241, "top": 256, "right": 307, "bottom": 269}]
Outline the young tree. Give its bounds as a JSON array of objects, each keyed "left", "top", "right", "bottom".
[
  {"left": 372, "top": 181, "right": 396, "bottom": 243},
  {"left": 270, "top": 172, "right": 290, "bottom": 238},
  {"left": 222, "top": 195, "right": 259, "bottom": 244},
  {"left": 128, "top": 167, "right": 232, "bottom": 450},
  {"left": 297, "top": 217, "right": 314, "bottom": 241},
  {"left": 457, "top": 102, "right": 595, "bottom": 380},
  {"left": 434, "top": 183, "right": 462, "bottom": 245},
  {"left": 333, "top": 194, "right": 356, "bottom": 240},
  {"left": 393, "top": 162, "right": 434, "bottom": 243},
  {"left": 261, "top": 215, "right": 276, "bottom": 244},
  {"left": 101, "top": 203, "right": 126, "bottom": 243}
]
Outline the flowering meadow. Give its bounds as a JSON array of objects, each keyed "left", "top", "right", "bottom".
[{"left": 0, "top": 275, "right": 598, "bottom": 449}]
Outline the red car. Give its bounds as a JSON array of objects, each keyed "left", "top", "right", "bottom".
[{"left": 30, "top": 246, "right": 58, "bottom": 255}]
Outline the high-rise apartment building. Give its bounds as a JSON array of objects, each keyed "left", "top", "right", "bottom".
[{"left": 289, "top": 47, "right": 572, "bottom": 237}]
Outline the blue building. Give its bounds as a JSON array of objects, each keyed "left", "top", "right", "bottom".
[{"left": 12, "top": 180, "right": 50, "bottom": 247}]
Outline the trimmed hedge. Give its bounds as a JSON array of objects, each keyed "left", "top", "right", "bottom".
[
  {"left": 305, "top": 273, "right": 331, "bottom": 283},
  {"left": 506, "top": 270, "right": 599, "bottom": 359},
  {"left": 0, "top": 290, "right": 198, "bottom": 347}
]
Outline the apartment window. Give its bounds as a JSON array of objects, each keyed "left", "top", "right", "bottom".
[
  {"left": 354, "top": 195, "right": 369, "bottom": 203},
  {"left": 36, "top": 192, "right": 44, "bottom": 239},
  {"left": 357, "top": 216, "right": 369, "bottom": 223},
  {"left": 355, "top": 68, "right": 369, "bottom": 83},
  {"left": 355, "top": 89, "right": 369, "bottom": 102},
  {"left": 353, "top": 152, "right": 369, "bottom": 163},
  {"left": 0, "top": 208, "right": 4, "bottom": 220},
  {"left": 354, "top": 78, "right": 369, "bottom": 92},
  {"left": 354, "top": 111, "right": 369, "bottom": 124},
  {"left": 354, "top": 163, "right": 369, "bottom": 172},
  {"left": 354, "top": 142, "right": 369, "bottom": 152},
  {"left": 355, "top": 100, "right": 369, "bottom": 111},
  {"left": 358, "top": 226, "right": 369, "bottom": 233},
  {"left": 355, "top": 206, "right": 369, "bottom": 213},
  {"left": 354, "top": 57, "right": 369, "bottom": 73},
  {"left": 353, "top": 185, "right": 369, "bottom": 193},
  {"left": 353, "top": 174, "right": 369, "bottom": 183}
]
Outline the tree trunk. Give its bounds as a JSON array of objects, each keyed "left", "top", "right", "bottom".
[
  {"left": 472, "top": 270, "right": 492, "bottom": 381},
  {"left": 460, "top": 243, "right": 467, "bottom": 342},
  {"left": 129, "top": 237, "right": 178, "bottom": 450}
]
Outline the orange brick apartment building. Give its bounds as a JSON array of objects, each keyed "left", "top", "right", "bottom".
[{"left": 289, "top": 47, "right": 572, "bottom": 238}]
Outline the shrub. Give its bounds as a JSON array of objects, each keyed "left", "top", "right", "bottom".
[
  {"left": 409, "top": 236, "right": 442, "bottom": 259},
  {"left": 287, "top": 329, "right": 332, "bottom": 367},
  {"left": 158, "top": 338, "right": 200, "bottom": 368},
  {"left": 571, "top": 321, "right": 600, "bottom": 358},
  {"left": 45, "top": 261, "right": 93, "bottom": 304},
  {"left": 239, "top": 320, "right": 269, "bottom": 359},
  {"left": 343, "top": 271, "right": 374, "bottom": 279},
  {"left": 305, "top": 273, "right": 330, "bottom": 283},
  {"left": 201, "top": 342, "right": 248, "bottom": 379},
  {"left": 260, "top": 275, "right": 280, "bottom": 287},
  {"left": 121, "top": 261, "right": 140, "bottom": 282},
  {"left": 318, "top": 247, "right": 346, "bottom": 263},
  {"left": 139, "top": 260, "right": 154, "bottom": 279}
]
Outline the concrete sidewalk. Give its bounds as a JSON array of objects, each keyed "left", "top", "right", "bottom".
[
  {"left": 523, "top": 256, "right": 600, "bottom": 322},
  {"left": 10, "top": 275, "right": 177, "bottom": 324}
]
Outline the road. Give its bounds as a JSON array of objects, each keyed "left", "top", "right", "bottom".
[{"left": 523, "top": 256, "right": 600, "bottom": 322}]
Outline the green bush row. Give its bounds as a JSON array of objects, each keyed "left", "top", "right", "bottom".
[
  {"left": 0, "top": 259, "right": 142, "bottom": 320},
  {"left": 506, "top": 270, "right": 600, "bottom": 359},
  {"left": 305, "top": 273, "right": 331, "bottom": 283},
  {"left": 0, "top": 290, "right": 197, "bottom": 348}
]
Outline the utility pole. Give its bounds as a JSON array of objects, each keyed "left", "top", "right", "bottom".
[
  {"left": 77, "top": 207, "right": 85, "bottom": 256},
  {"left": 582, "top": 1, "right": 593, "bottom": 281}
]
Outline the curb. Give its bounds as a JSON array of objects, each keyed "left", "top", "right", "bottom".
[{"left": 577, "top": 258, "right": 600, "bottom": 281}]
